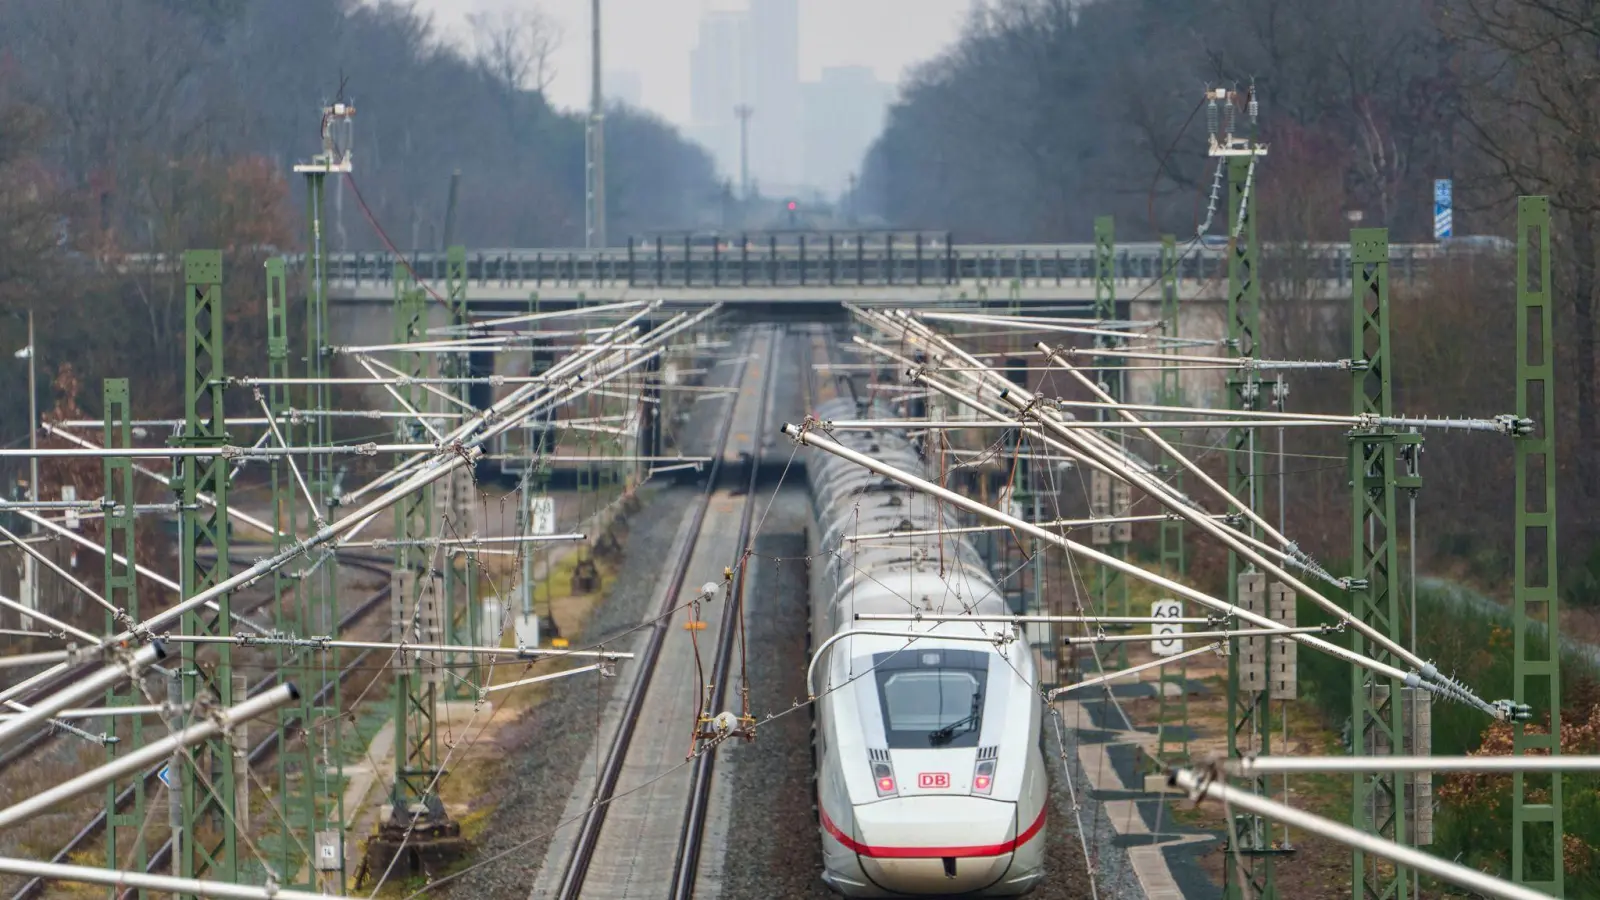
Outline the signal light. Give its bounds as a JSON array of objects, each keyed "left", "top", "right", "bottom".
[
  {"left": 787, "top": 200, "right": 797, "bottom": 211},
  {"left": 972, "top": 758, "right": 996, "bottom": 795},
  {"left": 872, "top": 760, "right": 897, "bottom": 796}
]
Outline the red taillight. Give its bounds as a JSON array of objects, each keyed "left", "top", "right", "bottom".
[
  {"left": 973, "top": 758, "right": 996, "bottom": 795},
  {"left": 872, "top": 759, "right": 897, "bottom": 796}
]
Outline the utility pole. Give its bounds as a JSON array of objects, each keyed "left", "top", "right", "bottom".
[
  {"left": 1090, "top": 215, "right": 1129, "bottom": 670},
  {"left": 1210, "top": 84, "right": 1281, "bottom": 900},
  {"left": 175, "top": 249, "right": 237, "bottom": 893},
  {"left": 1511, "top": 195, "right": 1563, "bottom": 894},
  {"left": 103, "top": 376, "right": 146, "bottom": 896},
  {"left": 292, "top": 99, "right": 352, "bottom": 891},
  {"left": 18, "top": 310, "right": 37, "bottom": 629},
  {"left": 1348, "top": 228, "right": 1421, "bottom": 900},
  {"left": 585, "top": 0, "right": 607, "bottom": 249},
  {"left": 25, "top": 310, "right": 35, "bottom": 527},
  {"left": 1155, "top": 233, "right": 1189, "bottom": 765},
  {"left": 443, "top": 246, "right": 480, "bottom": 697}
]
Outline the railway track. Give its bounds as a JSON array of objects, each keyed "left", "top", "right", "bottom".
[
  {"left": 9, "top": 551, "right": 395, "bottom": 900},
  {"left": 550, "top": 325, "right": 780, "bottom": 900}
]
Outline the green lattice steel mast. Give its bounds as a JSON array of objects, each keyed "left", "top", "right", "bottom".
[
  {"left": 1223, "top": 151, "right": 1276, "bottom": 900},
  {"left": 1092, "top": 215, "right": 1128, "bottom": 668},
  {"left": 103, "top": 377, "right": 145, "bottom": 897},
  {"left": 1347, "top": 228, "right": 1414, "bottom": 900},
  {"left": 391, "top": 266, "right": 443, "bottom": 817},
  {"left": 175, "top": 249, "right": 237, "bottom": 890},
  {"left": 264, "top": 256, "right": 326, "bottom": 886},
  {"left": 443, "top": 246, "right": 481, "bottom": 695},
  {"left": 1155, "top": 234, "right": 1188, "bottom": 762},
  {"left": 296, "top": 140, "right": 347, "bottom": 891},
  {"left": 1512, "top": 195, "right": 1564, "bottom": 894}
]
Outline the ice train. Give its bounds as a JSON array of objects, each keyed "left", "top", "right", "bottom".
[{"left": 805, "top": 396, "right": 1047, "bottom": 897}]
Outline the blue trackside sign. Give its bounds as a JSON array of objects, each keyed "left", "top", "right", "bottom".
[{"left": 1434, "top": 179, "right": 1453, "bottom": 241}]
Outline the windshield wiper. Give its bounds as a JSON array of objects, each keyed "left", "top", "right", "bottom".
[{"left": 927, "top": 691, "right": 982, "bottom": 747}]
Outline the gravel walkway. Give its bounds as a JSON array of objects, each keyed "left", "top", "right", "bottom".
[
  {"left": 434, "top": 480, "right": 696, "bottom": 899},
  {"left": 435, "top": 327, "right": 742, "bottom": 898}
]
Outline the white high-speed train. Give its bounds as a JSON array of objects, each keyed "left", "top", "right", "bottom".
[{"left": 805, "top": 396, "right": 1048, "bottom": 897}]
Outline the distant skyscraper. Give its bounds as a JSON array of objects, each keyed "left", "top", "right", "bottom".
[
  {"left": 802, "top": 66, "right": 892, "bottom": 197},
  {"left": 689, "top": 10, "right": 750, "bottom": 181},
  {"left": 605, "top": 68, "right": 643, "bottom": 108},
  {"left": 746, "top": 0, "right": 802, "bottom": 193}
]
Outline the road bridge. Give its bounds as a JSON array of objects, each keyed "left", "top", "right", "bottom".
[{"left": 322, "top": 238, "right": 1449, "bottom": 311}]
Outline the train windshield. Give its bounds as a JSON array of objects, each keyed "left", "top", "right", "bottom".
[{"left": 871, "top": 648, "right": 990, "bottom": 749}]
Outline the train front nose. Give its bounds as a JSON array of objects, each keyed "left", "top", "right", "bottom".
[{"left": 853, "top": 797, "right": 1019, "bottom": 895}]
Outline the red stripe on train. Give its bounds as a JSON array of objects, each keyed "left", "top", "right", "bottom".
[{"left": 820, "top": 805, "right": 1045, "bottom": 859}]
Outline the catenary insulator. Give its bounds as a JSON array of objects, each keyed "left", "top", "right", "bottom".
[{"left": 1206, "top": 96, "right": 1219, "bottom": 139}]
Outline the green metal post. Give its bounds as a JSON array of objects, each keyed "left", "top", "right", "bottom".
[
  {"left": 300, "top": 162, "right": 344, "bottom": 893},
  {"left": 1092, "top": 215, "right": 1128, "bottom": 669},
  {"left": 176, "top": 250, "right": 237, "bottom": 890},
  {"left": 391, "top": 264, "right": 442, "bottom": 816},
  {"left": 1224, "top": 155, "right": 1276, "bottom": 900},
  {"left": 103, "top": 378, "right": 144, "bottom": 897},
  {"left": 1512, "top": 196, "right": 1563, "bottom": 895},
  {"left": 265, "top": 257, "right": 320, "bottom": 885},
  {"left": 1348, "top": 228, "right": 1411, "bottom": 900},
  {"left": 1156, "top": 234, "right": 1189, "bottom": 762},
  {"left": 443, "top": 246, "right": 480, "bottom": 696}
]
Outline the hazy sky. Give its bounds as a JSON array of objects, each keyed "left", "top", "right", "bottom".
[{"left": 413, "top": 0, "right": 973, "bottom": 126}]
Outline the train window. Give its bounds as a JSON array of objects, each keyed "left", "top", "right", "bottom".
[{"left": 871, "top": 649, "right": 990, "bottom": 749}]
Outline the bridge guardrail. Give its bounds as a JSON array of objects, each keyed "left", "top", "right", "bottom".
[
  {"left": 113, "top": 238, "right": 1455, "bottom": 292},
  {"left": 315, "top": 239, "right": 1441, "bottom": 291}
]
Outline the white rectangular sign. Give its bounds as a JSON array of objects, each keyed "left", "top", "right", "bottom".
[
  {"left": 530, "top": 495, "right": 556, "bottom": 536},
  {"left": 514, "top": 612, "right": 541, "bottom": 649},
  {"left": 1151, "top": 599, "right": 1184, "bottom": 656},
  {"left": 62, "top": 486, "right": 78, "bottom": 531}
]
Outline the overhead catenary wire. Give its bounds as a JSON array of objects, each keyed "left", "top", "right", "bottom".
[
  {"left": 1169, "top": 767, "right": 1550, "bottom": 900},
  {"left": 779, "top": 423, "right": 1447, "bottom": 698}
]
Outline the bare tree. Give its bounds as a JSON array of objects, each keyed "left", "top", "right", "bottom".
[
  {"left": 1447, "top": 0, "right": 1600, "bottom": 489},
  {"left": 467, "top": 8, "right": 562, "bottom": 98}
]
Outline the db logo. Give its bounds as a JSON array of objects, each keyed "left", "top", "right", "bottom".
[{"left": 918, "top": 772, "right": 951, "bottom": 789}]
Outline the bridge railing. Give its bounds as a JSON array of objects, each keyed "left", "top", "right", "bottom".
[{"left": 311, "top": 239, "right": 1444, "bottom": 291}]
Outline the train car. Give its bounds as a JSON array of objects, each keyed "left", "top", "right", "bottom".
[{"left": 805, "top": 397, "right": 1047, "bottom": 897}]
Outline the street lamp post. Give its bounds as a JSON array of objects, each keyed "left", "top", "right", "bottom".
[
  {"left": 735, "top": 104, "right": 753, "bottom": 203},
  {"left": 585, "top": 0, "right": 607, "bottom": 249},
  {"left": 24, "top": 310, "right": 35, "bottom": 527},
  {"left": 13, "top": 310, "right": 37, "bottom": 627}
]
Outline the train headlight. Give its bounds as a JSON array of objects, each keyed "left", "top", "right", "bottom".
[
  {"left": 872, "top": 760, "right": 897, "bottom": 796},
  {"left": 972, "top": 759, "right": 996, "bottom": 795}
]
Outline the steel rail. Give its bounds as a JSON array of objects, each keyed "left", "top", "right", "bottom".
[
  {"left": 555, "top": 327, "right": 751, "bottom": 900},
  {"left": 670, "top": 326, "right": 779, "bottom": 899}
]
